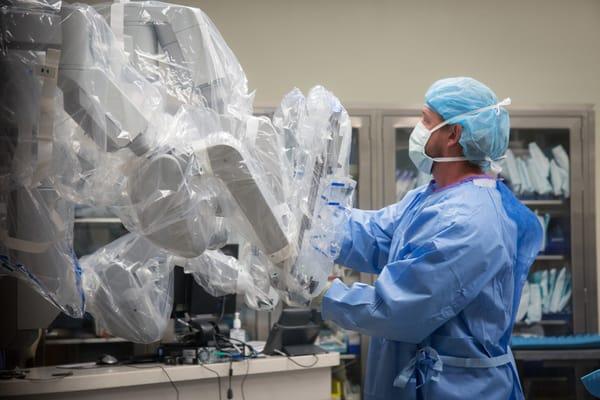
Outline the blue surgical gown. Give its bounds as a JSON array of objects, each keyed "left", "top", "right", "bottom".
[{"left": 322, "top": 177, "right": 542, "bottom": 400}]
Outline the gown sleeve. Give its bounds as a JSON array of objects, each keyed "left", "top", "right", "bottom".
[{"left": 335, "top": 201, "right": 407, "bottom": 275}]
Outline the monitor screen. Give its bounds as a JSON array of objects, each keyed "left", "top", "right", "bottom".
[{"left": 172, "top": 244, "right": 238, "bottom": 318}]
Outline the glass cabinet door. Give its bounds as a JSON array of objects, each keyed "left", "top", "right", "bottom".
[
  {"left": 348, "top": 113, "right": 374, "bottom": 209},
  {"left": 506, "top": 115, "right": 585, "bottom": 335},
  {"left": 381, "top": 113, "right": 422, "bottom": 206}
]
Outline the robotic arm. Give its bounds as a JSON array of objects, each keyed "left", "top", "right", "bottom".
[
  {"left": 2, "top": 2, "right": 292, "bottom": 257},
  {"left": 0, "top": 0, "right": 354, "bottom": 343}
]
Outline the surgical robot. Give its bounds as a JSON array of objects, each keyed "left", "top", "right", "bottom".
[{"left": 0, "top": 0, "right": 355, "bottom": 344}]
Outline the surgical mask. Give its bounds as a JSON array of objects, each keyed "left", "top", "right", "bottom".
[
  {"left": 408, "top": 98, "right": 511, "bottom": 174},
  {"left": 408, "top": 122, "right": 466, "bottom": 174}
]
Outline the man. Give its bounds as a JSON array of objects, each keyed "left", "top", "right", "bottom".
[{"left": 321, "top": 77, "right": 543, "bottom": 399}]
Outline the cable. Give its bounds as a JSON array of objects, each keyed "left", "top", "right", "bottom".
[
  {"left": 126, "top": 364, "right": 179, "bottom": 400},
  {"left": 240, "top": 358, "right": 250, "bottom": 400},
  {"left": 215, "top": 334, "right": 258, "bottom": 358},
  {"left": 199, "top": 362, "right": 223, "bottom": 400},
  {"left": 213, "top": 334, "right": 259, "bottom": 400},
  {"left": 273, "top": 350, "right": 320, "bottom": 368},
  {"left": 159, "top": 365, "right": 179, "bottom": 400},
  {"left": 332, "top": 359, "right": 357, "bottom": 372},
  {"left": 227, "top": 358, "right": 233, "bottom": 399}
]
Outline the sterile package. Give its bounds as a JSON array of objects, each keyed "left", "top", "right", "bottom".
[
  {"left": 528, "top": 143, "right": 550, "bottom": 178},
  {"left": 516, "top": 266, "right": 572, "bottom": 324},
  {"left": 515, "top": 282, "right": 530, "bottom": 322},
  {"left": 271, "top": 86, "right": 355, "bottom": 305},
  {"left": 501, "top": 149, "right": 522, "bottom": 194},
  {"left": 525, "top": 282, "right": 542, "bottom": 323},
  {"left": 535, "top": 211, "right": 550, "bottom": 253},
  {"left": 501, "top": 143, "right": 570, "bottom": 199}
]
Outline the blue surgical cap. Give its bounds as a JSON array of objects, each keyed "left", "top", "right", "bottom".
[{"left": 425, "top": 77, "right": 510, "bottom": 169}]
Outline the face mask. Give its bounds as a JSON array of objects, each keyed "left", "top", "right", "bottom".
[
  {"left": 408, "top": 98, "right": 512, "bottom": 174},
  {"left": 408, "top": 121, "right": 466, "bottom": 174}
]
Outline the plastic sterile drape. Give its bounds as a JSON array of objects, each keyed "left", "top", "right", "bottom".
[{"left": 0, "top": 0, "right": 354, "bottom": 342}]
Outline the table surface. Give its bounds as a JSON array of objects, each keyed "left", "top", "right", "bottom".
[{"left": 1, "top": 353, "right": 340, "bottom": 397}]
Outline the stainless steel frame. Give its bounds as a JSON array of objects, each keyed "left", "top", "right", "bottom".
[
  {"left": 348, "top": 109, "right": 377, "bottom": 210},
  {"left": 346, "top": 109, "right": 379, "bottom": 382}
]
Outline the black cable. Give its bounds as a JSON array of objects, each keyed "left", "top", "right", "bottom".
[
  {"left": 126, "top": 364, "right": 179, "bottom": 400},
  {"left": 159, "top": 365, "right": 179, "bottom": 400},
  {"left": 227, "top": 358, "right": 233, "bottom": 399},
  {"left": 332, "top": 359, "right": 357, "bottom": 372},
  {"left": 213, "top": 331, "right": 221, "bottom": 351},
  {"left": 273, "top": 350, "right": 319, "bottom": 368},
  {"left": 287, "top": 354, "right": 319, "bottom": 368},
  {"left": 213, "top": 334, "right": 259, "bottom": 400},
  {"left": 214, "top": 334, "right": 258, "bottom": 358},
  {"left": 240, "top": 358, "right": 250, "bottom": 400},
  {"left": 199, "top": 362, "right": 223, "bottom": 400}
]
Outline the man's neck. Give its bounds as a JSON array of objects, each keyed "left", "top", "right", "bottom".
[{"left": 431, "top": 162, "right": 485, "bottom": 188}]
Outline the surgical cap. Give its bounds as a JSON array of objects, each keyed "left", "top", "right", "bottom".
[{"left": 425, "top": 77, "right": 510, "bottom": 169}]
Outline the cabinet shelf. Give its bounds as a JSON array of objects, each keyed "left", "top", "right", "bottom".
[
  {"left": 521, "top": 199, "right": 566, "bottom": 206},
  {"left": 515, "top": 319, "right": 570, "bottom": 327},
  {"left": 536, "top": 255, "right": 566, "bottom": 261}
]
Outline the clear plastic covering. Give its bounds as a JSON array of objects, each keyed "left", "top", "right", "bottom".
[
  {"left": 81, "top": 233, "right": 174, "bottom": 343},
  {"left": 94, "top": 0, "right": 253, "bottom": 117},
  {"left": 0, "top": 185, "right": 83, "bottom": 317},
  {"left": 0, "top": 2, "right": 84, "bottom": 317},
  {"left": 183, "top": 247, "right": 279, "bottom": 311},
  {"left": 0, "top": 0, "right": 355, "bottom": 342},
  {"left": 1, "top": 0, "right": 61, "bottom": 11},
  {"left": 271, "top": 86, "right": 355, "bottom": 305}
]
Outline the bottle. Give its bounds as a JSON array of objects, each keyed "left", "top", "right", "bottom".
[{"left": 230, "top": 312, "right": 246, "bottom": 343}]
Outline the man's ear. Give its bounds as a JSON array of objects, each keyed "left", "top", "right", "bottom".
[{"left": 447, "top": 124, "right": 462, "bottom": 147}]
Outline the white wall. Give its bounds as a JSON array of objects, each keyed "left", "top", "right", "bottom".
[
  {"left": 188, "top": 0, "right": 600, "bottom": 322},
  {"left": 190, "top": 0, "right": 600, "bottom": 110}
]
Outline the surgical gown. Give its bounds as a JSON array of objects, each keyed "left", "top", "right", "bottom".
[{"left": 322, "top": 177, "right": 542, "bottom": 400}]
